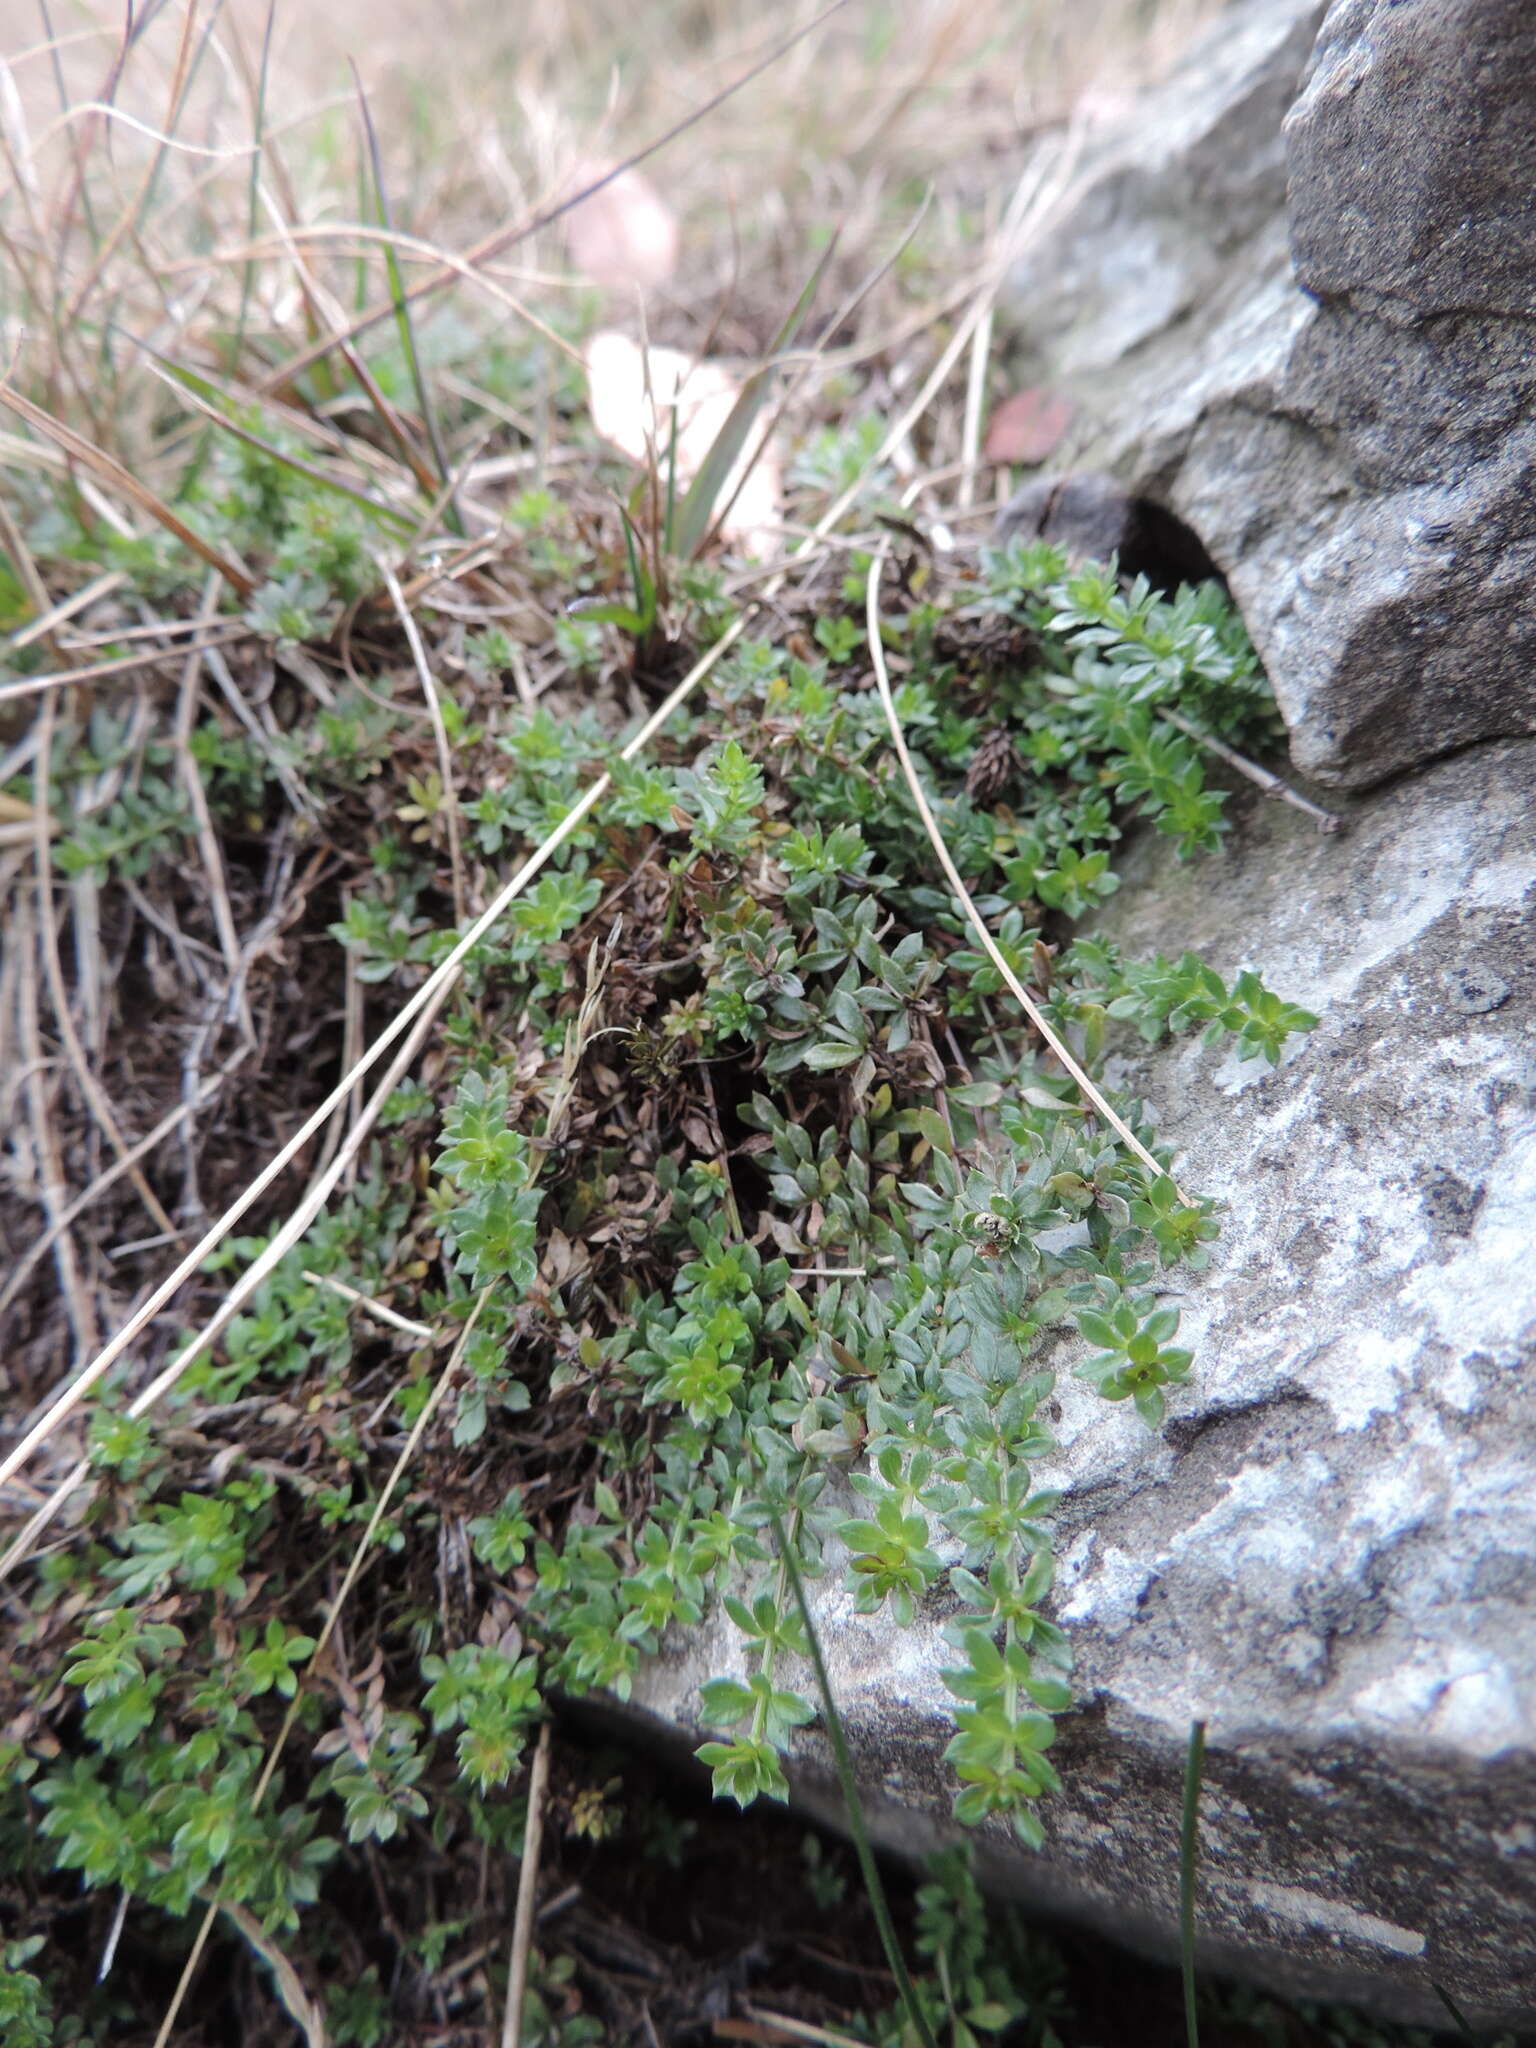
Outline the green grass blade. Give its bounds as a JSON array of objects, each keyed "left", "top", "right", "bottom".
[
  {"left": 619, "top": 508, "right": 657, "bottom": 635},
  {"left": 768, "top": 1505, "right": 939, "bottom": 2048},
  {"left": 230, "top": 1, "right": 277, "bottom": 378},
  {"left": 1180, "top": 1718, "right": 1207, "bottom": 2048},
  {"left": 662, "top": 399, "right": 680, "bottom": 556},
  {"left": 351, "top": 65, "right": 462, "bottom": 536},
  {"left": 134, "top": 347, "right": 417, "bottom": 536},
  {"left": 670, "top": 235, "right": 838, "bottom": 561}
]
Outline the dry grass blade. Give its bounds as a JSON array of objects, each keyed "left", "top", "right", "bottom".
[
  {"left": 216, "top": 1902, "right": 327, "bottom": 2048},
  {"left": 32, "top": 693, "right": 180, "bottom": 1244},
  {"left": 149, "top": 1288, "right": 494, "bottom": 2048},
  {"left": 174, "top": 575, "right": 243, "bottom": 978},
  {"left": 501, "top": 1718, "right": 553, "bottom": 2048},
  {"left": 382, "top": 561, "right": 466, "bottom": 926},
  {"left": 0, "top": 617, "right": 749, "bottom": 1554},
  {"left": 300, "top": 1270, "right": 431, "bottom": 1341},
  {"left": 0, "top": 383, "right": 256, "bottom": 598},
  {"left": 139, "top": 354, "right": 419, "bottom": 533},
  {"left": 958, "top": 298, "right": 993, "bottom": 513},
  {"left": 0, "top": 628, "right": 252, "bottom": 708},
  {"left": 863, "top": 547, "right": 1181, "bottom": 1196},
  {"left": 4, "top": 569, "right": 127, "bottom": 653},
  {"left": 0, "top": 1072, "right": 225, "bottom": 1321},
  {"left": 737, "top": 2009, "right": 872, "bottom": 2048}
]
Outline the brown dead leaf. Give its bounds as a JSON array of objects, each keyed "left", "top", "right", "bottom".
[{"left": 984, "top": 386, "right": 1075, "bottom": 466}]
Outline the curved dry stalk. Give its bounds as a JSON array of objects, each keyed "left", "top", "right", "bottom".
[
  {"left": 863, "top": 547, "right": 1182, "bottom": 1197},
  {"left": 32, "top": 100, "right": 260, "bottom": 163},
  {"left": 0, "top": 618, "right": 748, "bottom": 1545}
]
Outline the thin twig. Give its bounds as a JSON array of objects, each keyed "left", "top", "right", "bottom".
[
  {"left": 1159, "top": 707, "right": 1343, "bottom": 833},
  {"left": 501, "top": 1719, "right": 553, "bottom": 2048}
]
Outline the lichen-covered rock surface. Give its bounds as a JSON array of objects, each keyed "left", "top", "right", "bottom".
[
  {"left": 619, "top": 740, "right": 1536, "bottom": 2028},
  {"left": 999, "top": 0, "right": 1536, "bottom": 789}
]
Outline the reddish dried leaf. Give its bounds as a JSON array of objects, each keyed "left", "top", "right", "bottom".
[{"left": 984, "top": 386, "right": 1075, "bottom": 465}]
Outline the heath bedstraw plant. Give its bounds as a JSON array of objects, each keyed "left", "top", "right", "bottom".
[{"left": 10, "top": 480, "right": 1318, "bottom": 2031}]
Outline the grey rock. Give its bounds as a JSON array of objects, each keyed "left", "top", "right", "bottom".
[
  {"left": 998, "top": 0, "right": 1536, "bottom": 788},
  {"left": 615, "top": 740, "right": 1536, "bottom": 2027}
]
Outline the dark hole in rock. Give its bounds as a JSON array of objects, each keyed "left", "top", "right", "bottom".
[
  {"left": 1128, "top": 496, "right": 1224, "bottom": 592},
  {"left": 994, "top": 470, "right": 1224, "bottom": 595}
]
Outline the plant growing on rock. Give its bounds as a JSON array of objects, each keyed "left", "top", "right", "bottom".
[{"left": 9, "top": 536, "right": 1320, "bottom": 1971}]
